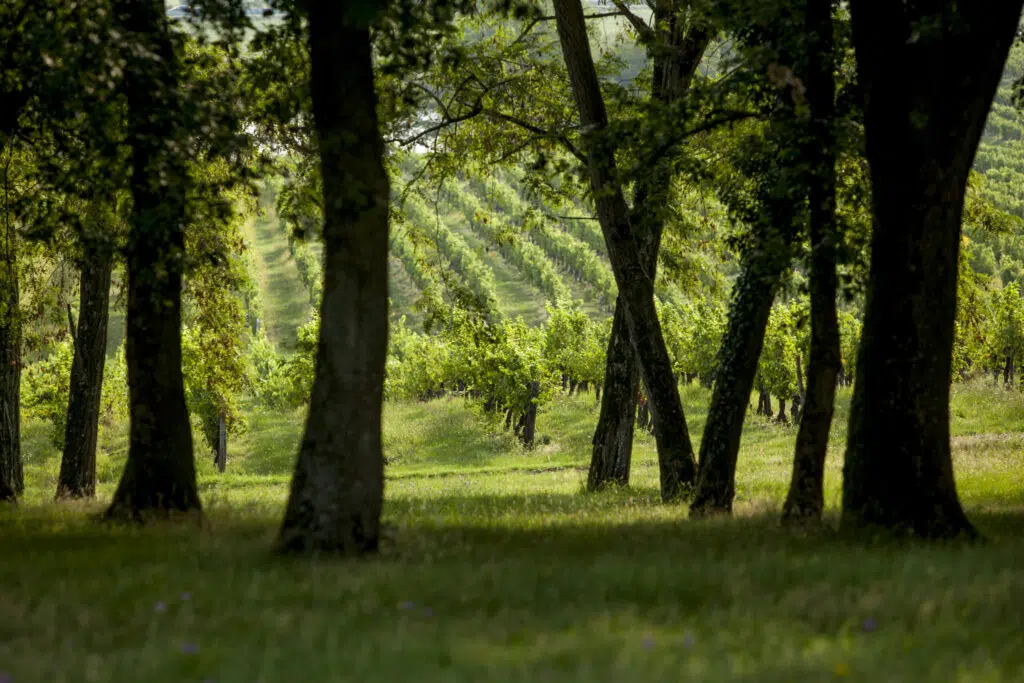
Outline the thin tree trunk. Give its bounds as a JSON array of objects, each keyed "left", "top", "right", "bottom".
[
  {"left": 795, "top": 352, "right": 806, "bottom": 405},
  {"left": 842, "top": 1, "right": 1022, "bottom": 538},
  {"left": 215, "top": 412, "right": 227, "bottom": 473},
  {"left": 57, "top": 241, "right": 113, "bottom": 499},
  {"left": 775, "top": 398, "right": 788, "bottom": 424},
  {"left": 106, "top": 0, "right": 200, "bottom": 520},
  {"left": 691, "top": 246, "right": 785, "bottom": 516},
  {"left": 554, "top": 0, "right": 698, "bottom": 500},
  {"left": 0, "top": 187, "right": 20, "bottom": 500},
  {"left": 521, "top": 381, "right": 540, "bottom": 448},
  {"left": 278, "top": 0, "right": 388, "bottom": 554},
  {"left": 587, "top": 4, "right": 710, "bottom": 492},
  {"left": 783, "top": 0, "right": 841, "bottom": 524},
  {"left": 0, "top": 78, "right": 28, "bottom": 503}
]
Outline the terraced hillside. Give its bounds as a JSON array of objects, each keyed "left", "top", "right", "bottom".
[
  {"left": 238, "top": 38, "right": 1024, "bottom": 347},
  {"left": 251, "top": 171, "right": 621, "bottom": 346}
]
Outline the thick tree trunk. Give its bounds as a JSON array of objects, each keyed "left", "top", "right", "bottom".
[
  {"left": 842, "top": 2, "right": 1022, "bottom": 538},
  {"left": 57, "top": 241, "right": 113, "bottom": 499},
  {"left": 783, "top": 0, "right": 841, "bottom": 524},
  {"left": 691, "top": 246, "right": 785, "bottom": 515},
  {"left": 106, "top": 0, "right": 200, "bottom": 520},
  {"left": 278, "top": 0, "right": 388, "bottom": 554},
  {"left": 588, "top": 302, "right": 639, "bottom": 488},
  {"left": 555, "top": 0, "right": 700, "bottom": 500},
  {"left": 0, "top": 206, "right": 21, "bottom": 500}
]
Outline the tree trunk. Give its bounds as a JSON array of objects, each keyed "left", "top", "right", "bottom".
[
  {"left": 215, "top": 412, "right": 227, "bottom": 473},
  {"left": 554, "top": 0, "right": 699, "bottom": 500},
  {"left": 842, "top": 1, "right": 1022, "bottom": 538},
  {"left": 691, "top": 246, "right": 785, "bottom": 516},
  {"left": 757, "top": 383, "right": 772, "bottom": 417},
  {"left": 106, "top": 0, "right": 200, "bottom": 520},
  {"left": 57, "top": 241, "right": 113, "bottom": 499},
  {"left": 775, "top": 398, "right": 788, "bottom": 424},
  {"left": 0, "top": 196, "right": 20, "bottom": 500},
  {"left": 795, "top": 352, "right": 806, "bottom": 405},
  {"left": 588, "top": 302, "right": 639, "bottom": 489},
  {"left": 1004, "top": 352, "right": 1014, "bottom": 389},
  {"left": 521, "top": 381, "right": 540, "bottom": 448},
  {"left": 783, "top": 0, "right": 842, "bottom": 524},
  {"left": 278, "top": 0, "right": 388, "bottom": 555},
  {"left": 587, "top": 3, "right": 710, "bottom": 492}
]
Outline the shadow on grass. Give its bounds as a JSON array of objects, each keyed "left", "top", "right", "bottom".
[{"left": 2, "top": 495, "right": 1024, "bottom": 681}]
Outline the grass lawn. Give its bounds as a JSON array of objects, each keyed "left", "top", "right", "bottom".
[{"left": 3, "top": 381, "right": 1024, "bottom": 682}]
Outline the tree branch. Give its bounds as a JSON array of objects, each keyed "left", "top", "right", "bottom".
[
  {"left": 478, "top": 108, "right": 587, "bottom": 163},
  {"left": 607, "top": 0, "right": 654, "bottom": 43}
]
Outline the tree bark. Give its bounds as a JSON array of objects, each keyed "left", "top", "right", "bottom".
[
  {"left": 521, "top": 381, "right": 540, "bottom": 448},
  {"left": 775, "top": 398, "right": 788, "bottom": 424},
  {"left": 106, "top": 0, "right": 200, "bottom": 519},
  {"left": 691, "top": 244, "right": 785, "bottom": 515},
  {"left": 0, "top": 188, "right": 21, "bottom": 500},
  {"left": 278, "top": 0, "right": 388, "bottom": 554},
  {"left": 842, "top": 1, "right": 1022, "bottom": 538},
  {"left": 783, "top": 0, "right": 841, "bottom": 524},
  {"left": 556, "top": 0, "right": 704, "bottom": 499},
  {"left": 588, "top": 5, "right": 710, "bottom": 491},
  {"left": 588, "top": 302, "right": 639, "bottom": 488},
  {"left": 57, "top": 240, "right": 113, "bottom": 499}
]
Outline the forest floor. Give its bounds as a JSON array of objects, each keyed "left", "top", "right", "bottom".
[{"left": 4, "top": 382, "right": 1024, "bottom": 682}]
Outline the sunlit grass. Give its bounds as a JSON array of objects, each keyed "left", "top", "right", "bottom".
[{"left": 242, "top": 209, "right": 313, "bottom": 353}]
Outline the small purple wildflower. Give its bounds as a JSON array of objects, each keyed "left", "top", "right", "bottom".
[
  {"left": 0, "top": 672, "right": 13, "bottom": 683},
  {"left": 154, "top": 601, "right": 168, "bottom": 613},
  {"left": 641, "top": 634, "right": 656, "bottom": 651},
  {"left": 398, "top": 601, "right": 415, "bottom": 610},
  {"left": 862, "top": 617, "right": 878, "bottom": 633},
  {"left": 682, "top": 633, "right": 695, "bottom": 648},
  {"left": 180, "top": 642, "right": 199, "bottom": 655},
  {"left": 180, "top": 592, "right": 192, "bottom": 601}
]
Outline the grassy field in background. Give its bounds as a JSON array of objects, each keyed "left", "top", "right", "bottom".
[
  {"left": 4, "top": 381, "right": 1024, "bottom": 682},
  {"left": 241, "top": 207, "right": 312, "bottom": 353}
]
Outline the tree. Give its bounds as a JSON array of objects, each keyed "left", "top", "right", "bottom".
[
  {"left": 782, "top": 0, "right": 840, "bottom": 523},
  {"left": 278, "top": 0, "right": 390, "bottom": 554},
  {"left": 589, "top": 0, "right": 711, "bottom": 492},
  {"left": 552, "top": 0, "right": 697, "bottom": 500},
  {"left": 106, "top": 0, "right": 201, "bottom": 519},
  {"left": 0, "top": 2, "right": 34, "bottom": 501},
  {"left": 57, "top": 221, "right": 115, "bottom": 499},
  {"left": 842, "top": 2, "right": 1023, "bottom": 537},
  {"left": 0, "top": 154, "right": 22, "bottom": 501}
]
